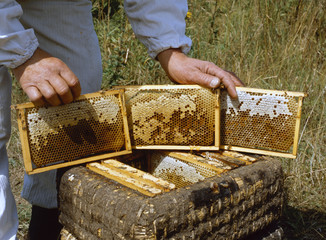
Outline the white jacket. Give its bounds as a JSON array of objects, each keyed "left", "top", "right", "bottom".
[{"left": 0, "top": 0, "right": 192, "bottom": 68}]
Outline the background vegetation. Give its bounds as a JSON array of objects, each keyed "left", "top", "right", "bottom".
[{"left": 9, "top": 0, "right": 325, "bottom": 239}]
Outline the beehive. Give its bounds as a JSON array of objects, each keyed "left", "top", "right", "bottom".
[
  {"left": 117, "top": 85, "right": 220, "bottom": 150},
  {"left": 14, "top": 90, "right": 132, "bottom": 174},
  {"left": 220, "top": 87, "right": 305, "bottom": 158},
  {"left": 59, "top": 151, "right": 284, "bottom": 240}
]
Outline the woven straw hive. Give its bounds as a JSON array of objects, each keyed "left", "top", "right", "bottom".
[{"left": 59, "top": 151, "right": 284, "bottom": 240}]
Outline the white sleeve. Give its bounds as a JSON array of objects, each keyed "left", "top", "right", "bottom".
[
  {"left": 0, "top": 0, "right": 39, "bottom": 69},
  {"left": 124, "top": 0, "right": 192, "bottom": 59}
]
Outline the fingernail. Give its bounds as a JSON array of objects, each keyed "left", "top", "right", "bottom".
[{"left": 210, "top": 78, "right": 220, "bottom": 88}]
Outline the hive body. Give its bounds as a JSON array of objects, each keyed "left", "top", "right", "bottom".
[{"left": 59, "top": 152, "right": 284, "bottom": 240}]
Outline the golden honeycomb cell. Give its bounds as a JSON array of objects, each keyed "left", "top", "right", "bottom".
[
  {"left": 120, "top": 85, "right": 219, "bottom": 149},
  {"left": 15, "top": 90, "right": 131, "bottom": 174}
]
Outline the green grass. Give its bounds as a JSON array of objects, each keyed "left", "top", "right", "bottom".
[{"left": 8, "top": 0, "right": 326, "bottom": 239}]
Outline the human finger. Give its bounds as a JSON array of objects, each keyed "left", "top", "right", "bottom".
[
  {"left": 224, "top": 70, "right": 245, "bottom": 86},
  {"left": 205, "top": 65, "right": 239, "bottom": 98},
  {"left": 23, "top": 86, "right": 45, "bottom": 106},
  {"left": 49, "top": 76, "right": 74, "bottom": 104},
  {"left": 37, "top": 81, "right": 62, "bottom": 106},
  {"left": 185, "top": 70, "right": 238, "bottom": 99},
  {"left": 59, "top": 68, "right": 81, "bottom": 99},
  {"left": 187, "top": 70, "right": 222, "bottom": 88}
]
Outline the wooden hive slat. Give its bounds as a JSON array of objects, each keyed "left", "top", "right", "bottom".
[
  {"left": 16, "top": 108, "right": 33, "bottom": 173},
  {"left": 102, "top": 159, "right": 175, "bottom": 191},
  {"left": 199, "top": 151, "right": 247, "bottom": 167},
  {"left": 221, "top": 150, "right": 257, "bottom": 164},
  {"left": 165, "top": 151, "right": 229, "bottom": 174},
  {"left": 87, "top": 162, "right": 164, "bottom": 197}
]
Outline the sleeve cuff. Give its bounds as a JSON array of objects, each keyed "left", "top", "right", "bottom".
[
  {"left": 140, "top": 36, "right": 192, "bottom": 59},
  {"left": 0, "top": 29, "right": 39, "bottom": 69}
]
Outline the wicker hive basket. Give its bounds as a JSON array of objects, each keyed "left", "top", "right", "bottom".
[{"left": 59, "top": 151, "right": 284, "bottom": 240}]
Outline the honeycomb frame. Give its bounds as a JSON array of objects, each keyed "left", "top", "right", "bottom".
[
  {"left": 116, "top": 85, "right": 220, "bottom": 151},
  {"left": 220, "top": 87, "right": 306, "bottom": 158},
  {"left": 14, "top": 89, "right": 132, "bottom": 174}
]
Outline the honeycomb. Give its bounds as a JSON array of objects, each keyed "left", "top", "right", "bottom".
[
  {"left": 122, "top": 85, "right": 218, "bottom": 147},
  {"left": 22, "top": 92, "right": 127, "bottom": 167},
  {"left": 149, "top": 151, "right": 218, "bottom": 188},
  {"left": 220, "top": 88, "right": 302, "bottom": 152}
]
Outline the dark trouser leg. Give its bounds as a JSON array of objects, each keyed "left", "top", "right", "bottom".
[{"left": 28, "top": 206, "right": 62, "bottom": 240}]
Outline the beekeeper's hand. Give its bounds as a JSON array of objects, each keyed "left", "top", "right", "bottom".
[
  {"left": 157, "top": 48, "right": 244, "bottom": 98},
  {"left": 12, "top": 48, "right": 81, "bottom": 106}
]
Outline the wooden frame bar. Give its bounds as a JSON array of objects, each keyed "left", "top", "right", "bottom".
[
  {"left": 30, "top": 150, "right": 132, "bottom": 174},
  {"left": 234, "top": 87, "right": 307, "bottom": 97},
  {"left": 12, "top": 89, "right": 124, "bottom": 110},
  {"left": 16, "top": 108, "right": 33, "bottom": 173},
  {"left": 133, "top": 145, "right": 219, "bottom": 151},
  {"left": 87, "top": 162, "right": 166, "bottom": 197},
  {"left": 219, "top": 145, "right": 297, "bottom": 159},
  {"left": 116, "top": 84, "right": 209, "bottom": 90},
  {"left": 215, "top": 89, "right": 221, "bottom": 148},
  {"left": 292, "top": 96, "right": 304, "bottom": 156},
  {"left": 118, "top": 90, "right": 132, "bottom": 152},
  {"left": 165, "top": 151, "right": 227, "bottom": 174}
]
